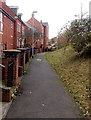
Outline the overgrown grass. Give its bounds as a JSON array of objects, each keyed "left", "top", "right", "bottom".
[{"left": 45, "top": 46, "right": 90, "bottom": 118}]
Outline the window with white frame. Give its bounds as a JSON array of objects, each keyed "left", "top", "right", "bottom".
[
  {"left": 0, "top": 22, "right": 3, "bottom": 32},
  {"left": 17, "top": 23, "right": 21, "bottom": 33},
  {"left": 19, "top": 24, "right": 21, "bottom": 33},
  {"left": 0, "top": 12, "right": 3, "bottom": 32},
  {"left": 22, "top": 39, "right": 24, "bottom": 47},
  {"left": 0, "top": 12, "right": 2, "bottom": 22},
  {"left": 17, "top": 37, "right": 22, "bottom": 47},
  {"left": 22, "top": 26, "right": 24, "bottom": 35}
]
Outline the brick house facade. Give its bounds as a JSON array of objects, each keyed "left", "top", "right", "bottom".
[
  {"left": 0, "top": 2, "right": 26, "bottom": 54},
  {"left": 27, "top": 15, "right": 49, "bottom": 51},
  {"left": 0, "top": 1, "right": 49, "bottom": 55},
  {"left": 0, "top": 0, "right": 49, "bottom": 102},
  {"left": 0, "top": 1, "right": 16, "bottom": 55}
]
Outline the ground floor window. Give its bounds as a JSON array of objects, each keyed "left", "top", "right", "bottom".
[{"left": 0, "top": 22, "right": 3, "bottom": 32}]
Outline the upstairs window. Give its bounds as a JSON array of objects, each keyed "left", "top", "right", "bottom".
[
  {"left": 0, "top": 23, "right": 3, "bottom": 32},
  {"left": 22, "top": 26, "right": 24, "bottom": 35},
  {"left": 17, "top": 37, "right": 19, "bottom": 47},
  {"left": 0, "top": 12, "right": 2, "bottom": 22},
  {"left": 17, "top": 23, "right": 21, "bottom": 33},
  {"left": 0, "top": 12, "right": 3, "bottom": 32}
]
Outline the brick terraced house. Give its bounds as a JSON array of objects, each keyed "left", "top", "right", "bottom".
[
  {"left": 0, "top": 0, "right": 49, "bottom": 102},
  {"left": 27, "top": 15, "right": 49, "bottom": 52},
  {"left": 0, "top": 0, "right": 49, "bottom": 55}
]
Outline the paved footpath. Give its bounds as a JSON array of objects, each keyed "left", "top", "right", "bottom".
[{"left": 6, "top": 53, "right": 81, "bottom": 118}]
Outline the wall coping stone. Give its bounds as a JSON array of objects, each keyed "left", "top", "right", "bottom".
[
  {"left": 3, "top": 49, "right": 21, "bottom": 53},
  {"left": 17, "top": 47, "right": 30, "bottom": 51}
]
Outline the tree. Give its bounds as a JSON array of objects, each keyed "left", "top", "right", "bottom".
[
  {"left": 66, "top": 17, "right": 91, "bottom": 54},
  {"left": 24, "top": 29, "right": 42, "bottom": 47}
]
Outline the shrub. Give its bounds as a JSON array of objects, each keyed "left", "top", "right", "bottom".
[{"left": 66, "top": 18, "right": 91, "bottom": 54}]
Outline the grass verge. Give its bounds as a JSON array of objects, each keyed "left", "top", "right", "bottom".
[{"left": 45, "top": 46, "right": 90, "bottom": 118}]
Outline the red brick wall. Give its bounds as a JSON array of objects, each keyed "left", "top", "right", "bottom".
[
  {"left": 43, "top": 25, "right": 49, "bottom": 48},
  {"left": 0, "top": 34, "right": 3, "bottom": 55},
  {"left": 27, "top": 17, "right": 49, "bottom": 50},
  {"left": 27, "top": 18, "right": 43, "bottom": 48},
  {"left": 1, "top": 2, "right": 15, "bottom": 18},
  {"left": 27, "top": 18, "right": 43, "bottom": 33},
  {"left": 2, "top": 13, "right": 15, "bottom": 49},
  {"left": 2, "top": 55, "right": 20, "bottom": 86},
  {"left": 1, "top": 2, "right": 26, "bottom": 50},
  {"left": 0, "top": 2, "right": 16, "bottom": 50}
]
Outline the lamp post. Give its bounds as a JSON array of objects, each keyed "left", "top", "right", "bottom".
[{"left": 32, "top": 11, "right": 37, "bottom": 58}]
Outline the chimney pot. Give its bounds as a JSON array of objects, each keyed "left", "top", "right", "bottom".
[{"left": 32, "top": 13, "right": 34, "bottom": 18}]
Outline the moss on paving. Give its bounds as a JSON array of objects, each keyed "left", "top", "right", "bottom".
[{"left": 45, "top": 46, "right": 90, "bottom": 118}]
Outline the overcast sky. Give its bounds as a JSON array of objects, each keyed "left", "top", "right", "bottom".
[{"left": 6, "top": 0, "right": 90, "bottom": 39}]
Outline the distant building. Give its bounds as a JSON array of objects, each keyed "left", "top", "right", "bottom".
[{"left": 27, "top": 15, "right": 49, "bottom": 51}]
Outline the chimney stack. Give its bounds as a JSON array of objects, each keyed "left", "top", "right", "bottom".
[
  {"left": 32, "top": 13, "right": 34, "bottom": 18},
  {"left": 18, "top": 13, "right": 23, "bottom": 19},
  {"left": 9, "top": 6, "right": 19, "bottom": 15}
]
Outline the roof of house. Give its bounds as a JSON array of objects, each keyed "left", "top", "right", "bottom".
[
  {"left": 0, "top": 7, "right": 16, "bottom": 22},
  {"left": 0, "top": 2, "right": 15, "bottom": 17},
  {"left": 0, "top": 2, "right": 24, "bottom": 24},
  {"left": 24, "top": 22, "right": 41, "bottom": 33},
  {"left": 27, "top": 17, "right": 43, "bottom": 33}
]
